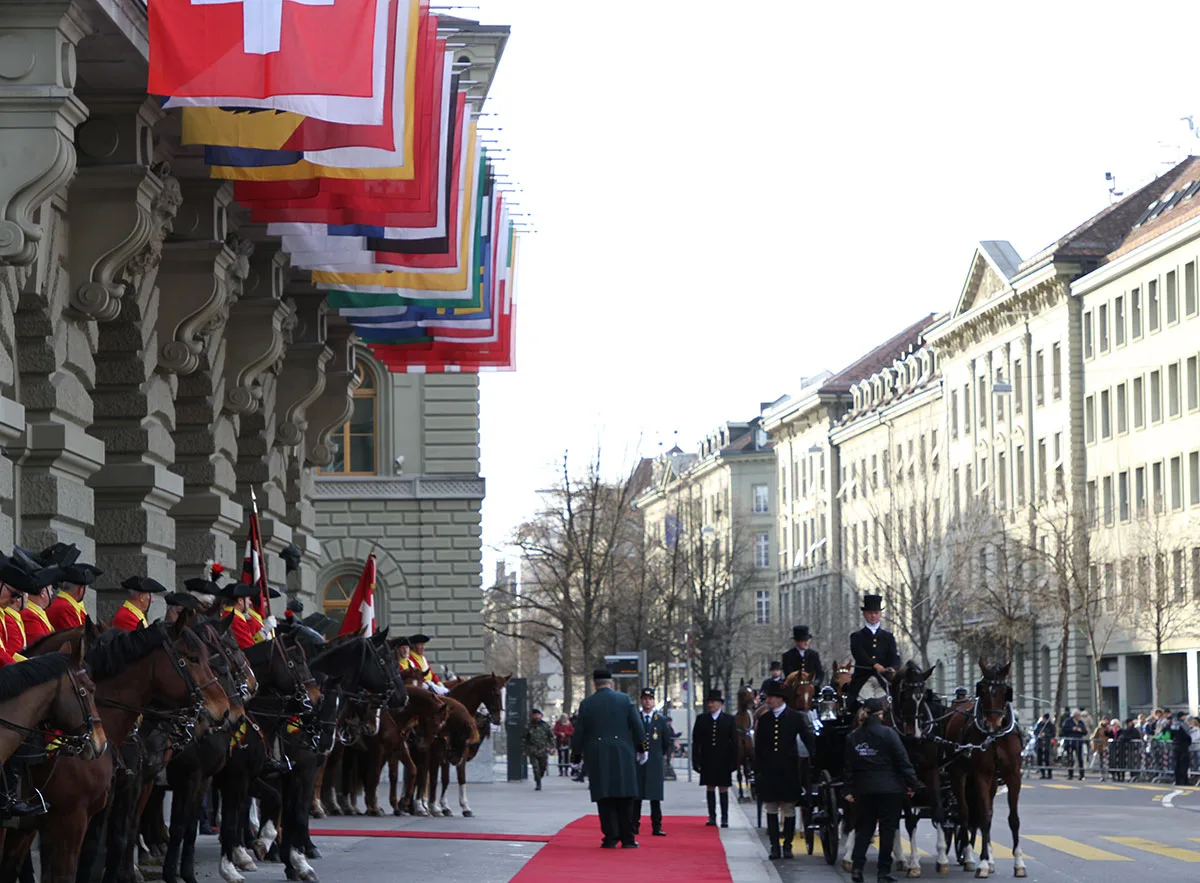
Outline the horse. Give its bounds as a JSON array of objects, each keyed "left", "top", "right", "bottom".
[
  {"left": 886, "top": 661, "right": 951, "bottom": 879},
  {"left": 434, "top": 673, "right": 507, "bottom": 817},
  {"left": 385, "top": 686, "right": 449, "bottom": 815},
  {"left": 733, "top": 684, "right": 757, "bottom": 802},
  {"left": 943, "top": 661, "right": 1025, "bottom": 879},
  {"left": 2, "top": 616, "right": 230, "bottom": 883},
  {"left": 785, "top": 670, "right": 817, "bottom": 712}
]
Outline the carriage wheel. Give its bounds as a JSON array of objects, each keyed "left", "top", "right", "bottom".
[{"left": 819, "top": 770, "right": 838, "bottom": 865}]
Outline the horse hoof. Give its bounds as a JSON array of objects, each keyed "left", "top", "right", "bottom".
[
  {"left": 462, "top": 810, "right": 474, "bottom": 818},
  {"left": 963, "top": 863, "right": 976, "bottom": 872},
  {"left": 908, "top": 869, "right": 921, "bottom": 878},
  {"left": 311, "top": 808, "right": 325, "bottom": 820},
  {"left": 233, "top": 847, "right": 258, "bottom": 871},
  {"left": 304, "top": 846, "right": 322, "bottom": 860},
  {"left": 441, "top": 808, "right": 453, "bottom": 817},
  {"left": 366, "top": 808, "right": 381, "bottom": 817},
  {"left": 841, "top": 860, "right": 853, "bottom": 873},
  {"left": 1014, "top": 870, "right": 1026, "bottom": 879},
  {"left": 974, "top": 869, "right": 989, "bottom": 880},
  {"left": 219, "top": 858, "right": 245, "bottom": 883},
  {"left": 266, "top": 844, "right": 281, "bottom": 864},
  {"left": 936, "top": 864, "right": 949, "bottom": 875},
  {"left": 393, "top": 807, "right": 403, "bottom": 817}
]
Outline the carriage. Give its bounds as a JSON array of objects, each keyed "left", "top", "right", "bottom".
[{"left": 798, "top": 685, "right": 852, "bottom": 864}]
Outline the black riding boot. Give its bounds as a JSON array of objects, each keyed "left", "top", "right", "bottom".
[
  {"left": 706, "top": 790, "right": 717, "bottom": 825},
  {"left": 766, "top": 814, "right": 781, "bottom": 859},
  {"left": 781, "top": 814, "right": 795, "bottom": 858},
  {"left": 719, "top": 791, "right": 729, "bottom": 827},
  {"left": 0, "top": 764, "right": 46, "bottom": 819}
]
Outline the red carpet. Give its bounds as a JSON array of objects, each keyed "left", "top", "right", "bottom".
[
  {"left": 309, "top": 829, "right": 552, "bottom": 842},
  {"left": 509, "top": 816, "right": 731, "bottom": 883}
]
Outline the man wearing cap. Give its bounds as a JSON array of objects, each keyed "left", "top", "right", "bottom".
[
  {"left": 781, "top": 625, "right": 824, "bottom": 687},
  {"left": 520, "top": 708, "right": 555, "bottom": 791},
  {"left": 844, "top": 698, "right": 918, "bottom": 883},
  {"left": 691, "top": 688, "right": 737, "bottom": 827},
  {"left": 110, "top": 576, "right": 168, "bottom": 631},
  {"left": 570, "top": 669, "right": 646, "bottom": 848},
  {"left": 0, "top": 579, "right": 27, "bottom": 658},
  {"left": 847, "top": 594, "right": 901, "bottom": 705},
  {"left": 1170, "top": 710, "right": 1193, "bottom": 786},
  {"left": 633, "top": 687, "right": 673, "bottom": 837},
  {"left": 757, "top": 681, "right": 816, "bottom": 859},
  {"left": 409, "top": 633, "right": 450, "bottom": 695},
  {"left": 0, "top": 558, "right": 50, "bottom": 665},
  {"left": 41, "top": 545, "right": 100, "bottom": 633}
]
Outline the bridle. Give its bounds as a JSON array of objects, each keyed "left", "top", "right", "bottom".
[
  {"left": 209, "top": 627, "right": 256, "bottom": 702},
  {"left": 0, "top": 663, "right": 106, "bottom": 758},
  {"left": 972, "top": 673, "right": 1016, "bottom": 738},
  {"left": 887, "top": 670, "right": 936, "bottom": 741}
]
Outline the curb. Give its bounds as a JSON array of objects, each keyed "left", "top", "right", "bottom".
[{"left": 721, "top": 796, "right": 784, "bottom": 883}]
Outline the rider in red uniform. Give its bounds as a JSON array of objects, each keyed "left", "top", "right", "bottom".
[{"left": 110, "top": 575, "right": 168, "bottom": 631}]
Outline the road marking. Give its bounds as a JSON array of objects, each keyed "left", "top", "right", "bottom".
[
  {"left": 1088, "top": 784, "right": 1124, "bottom": 791},
  {"left": 1024, "top": 835, "right": 1132, "bottom": 860},
  {"left": 1103, "top": 836, "right": 1200, "bottom": 862},
  {"left": 1040, "top": 783, "right": 1078, "bottom": 790}
]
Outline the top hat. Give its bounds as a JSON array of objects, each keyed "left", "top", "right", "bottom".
[
  {"left": 861, "top": 594, "right": 884, "bottom": 612},
  {"left": 864, "top": 697, "right": 887, "bottom": 714},
  {"left": 792, "top": 625, "right": 811, "bottom": 641},
  {"left": 121, "top": 575, "right": 169, "bottom": 595},
  {"left": 763, "top": 680, "right": 787, "bottom": 698},
  {"left": 705, "top": 689, "right": 725, "bottom": 703},
  {"left": 769, "top": 660, "right": 782, "bottom": 670},
  {"left": 592, "top": 668, "right": 613, "bottom": 681},
  {"left": 409, "top": 632, "right": 431, "bottom": 645},
  {"left": 164, "top": 592, "right": 204, "bottom": 611},
  {"left": 640, "top": 687, "right": 655, "bottom": 698}
]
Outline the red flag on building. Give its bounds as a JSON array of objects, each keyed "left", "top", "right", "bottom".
[{"left": 338, "top": 554, "right": 377, "bottom": 635}]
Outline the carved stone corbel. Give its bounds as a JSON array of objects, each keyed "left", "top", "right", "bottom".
[
  {"left": 273, "top": 343, "right": 332, "bottom": 448},
  {"left": 0, "top": 2, "right": 91, "bottom": 267},
  {"left": 222, "top": 249, "right": 293, "bottom": 414},
  {"left": 304, "top": 324, "right": 358, "bottom": 466}
]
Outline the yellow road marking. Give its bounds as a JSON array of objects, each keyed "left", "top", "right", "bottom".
[
  {"left": 1087, "top": 784, "right": 1124, "bottom": 790},
  {"left": 1103, "top": 837, "right": 1200, "bottom": 862},
  {"left": 1040, "top": 783, "right": 1079, "bottom": 790},
  {"left": 1024, "top": 835, "right": 1132, "bottom": 860}
]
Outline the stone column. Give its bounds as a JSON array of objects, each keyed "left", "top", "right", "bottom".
[{"left": 74, "top": 97, "right": 185, "bottom": 586}]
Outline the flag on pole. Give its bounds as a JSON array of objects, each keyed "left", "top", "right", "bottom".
[
  {"left": 338, "top": 554, "right": 377, "bottom": 635},
  {"left": 241, "top": 502, "right": 270, "bottom": 615}
]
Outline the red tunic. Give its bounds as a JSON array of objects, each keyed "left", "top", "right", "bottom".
[
  {"left": 224, "top": 610, "right": 259, "bottom": 650},
  {"left": 110, "top": 601, "right": 147, "bottom": 632},
  {"left": 47, "top": 593, "right": 87, "bottom": 632},
  {"left": 20, "top": 605, "right": 53, "bottom": 647}
]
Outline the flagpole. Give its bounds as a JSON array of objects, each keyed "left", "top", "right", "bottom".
[{"left": 249, "top": 486, "right": 268, "bottom": 616}]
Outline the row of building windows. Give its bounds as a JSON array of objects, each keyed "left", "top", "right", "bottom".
[
  {"left": 1089, "top": 548, "right": 1200, "bottom": 608},
  {"left": 1084, "top": 261, "right": 1200, "bottom": 360},
  {"left": 1086, "top": 450, "right": 1200, "bottom": 525},
  {"left": 780, "top": 452, "right": 826, "bottom": 506},
  {"left": 949, "top": 343, "right": 1064, "bottom": 439},
  {"left": 1084, "top": 356, "right": 1200, "bottom": 444}
]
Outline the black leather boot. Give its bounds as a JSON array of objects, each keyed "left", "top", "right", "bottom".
[
  {"left": 0, "top": 765, "right": 46, "bottom": 820},
  {"left": 706, "top": 791, "right": 716, "bottom": 826},
  {"left": 766, "top": 814, "right": 781, "bottom": 859},
  {"left": 781, "top": 814, "right": 795, "bottom": 858},
  {"left": 719, "top": 791, "right": 729, "bottom": 827}
]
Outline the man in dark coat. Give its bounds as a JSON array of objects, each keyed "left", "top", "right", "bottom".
[
  {"left": 1032, "top": 713, "right": 1056, "bottom": 779},
  {"left": 1170, "top": 711, "right": 1192, "bottom": 786},
  {"left": 844, "top": 698, "right": 919, "bottom": 883},
  {"left": 847, "top": 595, "right": 901, "bottom": 705},
  {"left": 632, "top": 688, "right": 673, "bottom": 837},
  {"left": 571, "top": 669, "right": 647, "bottom": 848},
  {"left": 759, "top": 660, "right": 785, "bottom": 697},
  {"left": 781, "top": 625, "right": 824, "bottom": 687},
  {"left": 756, "top": 681, "right": 816, "bottom": 860},
  {"left": 691, "top": 688, "right": 737, "bottom": 827}
]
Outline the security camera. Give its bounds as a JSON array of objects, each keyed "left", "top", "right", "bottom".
[{"left": 393, "top": 456, "right": 404, "bottom": 475}]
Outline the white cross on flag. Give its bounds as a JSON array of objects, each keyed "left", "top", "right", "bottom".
[{"left": 150, "top": 0, "right": 395, "bottom": 125}]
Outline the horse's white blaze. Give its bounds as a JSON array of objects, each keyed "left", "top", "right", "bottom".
[
  {"left": 232, "top": 846, "right": 257, "bottom": 870},
  {"left": 219, "top": 857, "right": 245, "bottom": 883}
]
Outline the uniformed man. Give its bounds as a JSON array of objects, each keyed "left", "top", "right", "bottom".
[
  {"left": 847, "top": 594, "right": 901, "bottom": 704},
  {"left": 633, "top": 687, "right": 673, "bottom": 837},
  {"left": 759, "top": 661, "right": 785, "bottom": 697},
  {"left": 221, "top": 583, "right": 263, "bottom": 649},
  {"left": 781, "top": 625, "right": 825, "bottom": 686},
  {"left": 409, "top": 632, "right": 450, "bottom": 695},
  {"left": 163, "top": 591, "right": 205, "bottom": 624},
  {"left": 20, "top": 582, "right": 54, "bottom": 646},
  {"left": 0, "top": 558, "right": 46, "bottom": 666},
  {"left": 521, "top": 708, "right": 556, "bottom": 791},
  {"left": 46, "top": 554, "right": 100, "bottom": 633},
  {"left": 844, "top": 698, "right": 919, "bottom": 883},
  {"left": 1032, "top": 713, "right": 1056, "bottom": 779},
  {"left": 0, "top": 575, "right": 28, "bottom": 658},
  {"left": 110, "top": 575, "right": 168, "bottom": 631},
  {"left": 756, "top": 681, "right": 816, "bottom": 860},
  {"left": 570, "top": 669, "right": 647, "bottom": 848},
  {"left": 691, "top": 688, "right": 737, "bottom": 828}
]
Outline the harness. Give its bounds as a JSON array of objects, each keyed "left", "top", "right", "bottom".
[{"left": 0, "top": 664, "right": 103, "bottom": 758}]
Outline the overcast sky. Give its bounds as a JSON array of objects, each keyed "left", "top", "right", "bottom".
[{"left": 472, "top": 0, "right": 1200, "bottom": 583}]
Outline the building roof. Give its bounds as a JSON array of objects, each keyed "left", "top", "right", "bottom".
[
  {"left": 1106, "top": 156, "right": 1200, "bottom": 260},
  {"left": 820, "top": 313, "right": 941, "bottom": 393},
  {"left": 980, "top": 240, "right": 1023, "bottom": 281}
]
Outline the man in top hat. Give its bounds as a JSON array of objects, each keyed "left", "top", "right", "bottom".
[
  {"left": 844, "top": 698, "right": 918, "bottom": 883},
  {"left": 570, "top": 668, "right": 647, "bottom": 848},
  {"left": 847, "top": 594, "right": 901, "bottom": 705},
  {"left": 691, "top": 688, "right": 738, "bottom": 827},
  {"left": 760, "top": 661, "right": 786, "bottom": 698},
  {"left": 110, "top": 576, "right": 168, "bottom": 631},
  {"left": 757, "top": 680, "right": 816, "bottom": 860},
  {"left": 782, "top": 625, "right": 824, "bottom": 687},
  {"left": 633, "top": 687, "right": 673, "bottom": 837},
  {"left": 409, "top": 633, "right": 450, "bottom": 695}
]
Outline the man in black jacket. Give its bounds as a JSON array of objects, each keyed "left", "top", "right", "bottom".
[
  {"left": 781, "top": 625, "right": 824, "bottom": 687},
  {"left": 1059, "top": 710, "right": 1087, "bottom": 780},
  {"left": 755, "top": 681, "right": 815, "bottom": 859},
  {"left": 759, "top": 661, "right": 785, "bottom": 697},
  {"left": 1032, "top": 713, "right": 1056, "bottom": 779},
  {"left": 692, "top": 689, "right": 737, "bottom": 827},
  {"left": 847, "top": 595, "right": 900, "bottom": 705},
  {"left": 1170, "top": 711, "right": 1193, "bottom": 786},
  {"left": 844, "top": 698, "right": 919, "bottom": 883}
]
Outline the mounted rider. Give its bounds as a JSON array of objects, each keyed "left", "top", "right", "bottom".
[
  {"left": 109, "top": 575, "right": 168, "bottom": 631},
  {"left": 408, "top": 632, "right": 450, "bottom": 695},
  {"left": 781, "top": 624, "right": 824, "bottom": 687},
  {"left": 846, "top": 594, "right": 900, "bottom": 707}
]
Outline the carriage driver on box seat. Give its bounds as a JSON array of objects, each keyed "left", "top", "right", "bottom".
[
  {"left": 846, "top": 594, "right": 901, "bottom": 707},
  {"left": 781, "top": 625, "right": 824, "bottom": 687}
]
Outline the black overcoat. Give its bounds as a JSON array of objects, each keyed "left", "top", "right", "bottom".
[
  {"left": 692, "top": 711, "right": 737, "bottom": 788},
  {"left": 754, "top": 707, "right": 815, "bottom": 803},
  {"left": 781, "top": 645, "right": 825, "bottom": 686},
  {"left": 635, "top": 709, "right": 673, "bottom": 801}
]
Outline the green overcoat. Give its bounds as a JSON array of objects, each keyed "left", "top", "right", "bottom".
[{"left": 571, "top": 687, "right": 647, "bottom": 801}]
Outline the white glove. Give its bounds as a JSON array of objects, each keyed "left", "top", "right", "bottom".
[
  {"left": 263, "top": 615, "right": 277, "bottom": 631},
  {"left": 637, "top": 751, "right": 648, "bottom": 765},
  {"left": 431, "top": 682, "right": 450, "bottom": 695}
]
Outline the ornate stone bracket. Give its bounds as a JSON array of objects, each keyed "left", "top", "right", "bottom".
[
  {"left": 222, "top": 250, "right": 294, "bottom": 414},
  {"left": 303, "top": 323, "right": 358, "bottom": 466},
  {"left": 0, "top": 3, "right": 91, "bottom": 267},
  {"left": 273, "top": 343, "right": 332, "bottom": 448}
]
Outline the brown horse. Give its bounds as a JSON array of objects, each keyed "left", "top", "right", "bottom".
[
  {"left": 2, "top": 616, "right": 230, "bottom": 883},
  {"left": 386, "top": 685, "right": 450, "bottom": 814},
  {"left": 435, "top": 673, "right": 507, "bottom": 816},
  {"left": 733, "top": 684, "right": 757, "bottom": 801},
  {"left": 943, "top": 661, "right": 1025, "bottom": 879},
  {"left": 785, "top": 670, "right": 817, "bottom": 711}
]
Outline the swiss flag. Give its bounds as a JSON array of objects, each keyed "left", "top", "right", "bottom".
[
  {"left": 338, "top": 555, "right": 376, "bottom": 636},
  {"left": 149, "top": 0, "right": 385, "bottom": 99}
]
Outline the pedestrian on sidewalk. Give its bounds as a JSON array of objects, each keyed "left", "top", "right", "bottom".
[
  {"left": 755, "top": 681, "right": 814, "bottom": 860},
  {"left": 843, "top": 698, "right": 918, "bottom": 883},
  {"left": 692, "top": 689, "right": 737, "bottom": 828},
  {"left": 522, "top": 708, "right": 556, "bottom": 791},
  {"left": 633, "top": 688, "right": 673, "bottom": 837},
  {"left": 553, "top": 714, "right": 574, "bottom": 775},
  {"left": 1169, "top": 711, "right": 1192, "bottom": 786},
  {"left": 1059, "top": 710, "right": 1086, "bottom": 780},
  {"left": 571, "top": 669, "right": 647, "bottom": 849},
  {"left": 1033, "top": 713, "right": 1055, "bottom": 779}
]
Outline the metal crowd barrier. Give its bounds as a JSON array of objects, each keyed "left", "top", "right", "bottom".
[{"left": 1025, "top": 735, "right": 1199, "bottom": 784}]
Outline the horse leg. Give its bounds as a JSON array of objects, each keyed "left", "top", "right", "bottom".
[
  {"left": 217, "top": 771, "right": 247, "bottom": 883},
  {"left": 1006, "top": 775, "right": 1025, "bottom": 878},
  {"left": 2, "top": 829, "right": 37, "bottom": 883},
  {"left": 179, "top": 778, "right": 207, "bottom": 883},
  {"left": 457, "top": 761, "right": 472, "bottom": 817},
  {"left": 162, "top": 770, "right": 192, "bottom": 883},
  {"left": 439, "top": 760, "right": 453, "bottom": 816},
  {"left": 931, "top": 775, "right": 949, "bottom": 875},
  {"left": 42, "top": 810, "right": 90, "bottom": 883},
  {"left": 973, "top": 775, "right": 994, "bottom": 879},
  {"left": 311, "top": 758, "right": 327, "bottom": 819},
  {"left": 903, "top": 812, "right": 921, "bottom": 877},
  {"left": 951, "top": 766, "right": 975, "bottom": 872}
]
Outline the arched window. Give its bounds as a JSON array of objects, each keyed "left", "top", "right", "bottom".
[
  {"left": 321, "top": 363, "right": 377, "bottom": 475},
  {"left": 321, "top": 573, "right": 359, "bottom": 634}
]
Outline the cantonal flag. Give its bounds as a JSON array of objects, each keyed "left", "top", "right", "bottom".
[
  {"left": 338, "top": 554, "right": 377, "bottom": 635},
  {"left": 155, "top": 0, "right": 395, "bottom": 125}
]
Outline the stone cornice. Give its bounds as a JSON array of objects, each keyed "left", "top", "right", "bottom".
[
  {"left": 313, "top": 476, "right": 485, "bottom": 501},
  {"left": 926, "top": 276, "right": 1071, "bottom": 360}
]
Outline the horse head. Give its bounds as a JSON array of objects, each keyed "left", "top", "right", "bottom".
[
  {"left": 974, "top": 660, "right": 1014, "bottom": 734},
  {"left": 169, "top": 613, "right": 232, "bottom": 735},
  {"left": 785, "top": 671, "right": 816, "bottom": 711},
  {"left": 50, "top": 636, "right": 108, "bottom": 760},
  {"left": 889, "top": 660, "right": 936, "bottom": 738}
]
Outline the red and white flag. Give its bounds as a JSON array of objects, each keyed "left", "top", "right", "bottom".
[
  {"left": 151, "top": 0, "right": 394, "bottom": 125},
  {"left": 338, "top": 554, "right": 377, "bottom": 635}
]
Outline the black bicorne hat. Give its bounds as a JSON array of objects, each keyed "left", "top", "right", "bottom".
[
  {"left": 183, "top": 578, "right": 222, "bottom": 596},
  {"left": 409, "top": 632, "right": 431, "bottom": 644},
  {"left": 164, "top": 592, "right": 204, "bottom": 611},
  {"left": 121, "top": 575, "right": 169, "bottom": 595}
]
